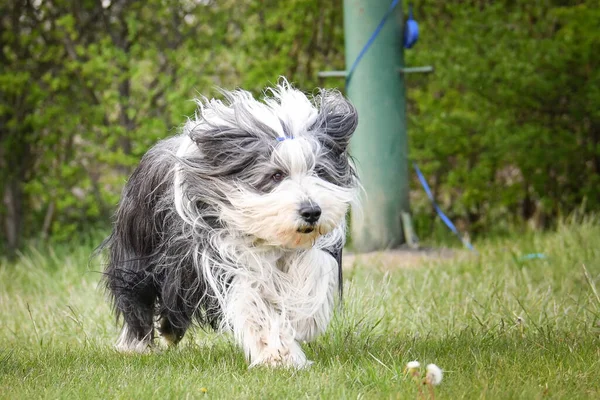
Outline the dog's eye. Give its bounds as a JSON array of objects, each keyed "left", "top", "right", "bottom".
[{"left": 272, "top": 172, "right": 285, "bottom": 183}]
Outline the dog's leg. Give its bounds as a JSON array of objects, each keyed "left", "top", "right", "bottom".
[
  {"left": 288, "top": 249, "right": 338, "bottom": 344},
  {"left": 108, "top": 267, "right": 157, "bottom": 353},
  {"left": 226, "top": 279, "right": 312, "bottom": 369},
  {"left": 157, "top": 314, "right": 189, "bottom": 347},
  {"left": 155, "top": 263, "right": 209, "bottom": 347}
]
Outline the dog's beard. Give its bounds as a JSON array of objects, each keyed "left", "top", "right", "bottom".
[{"left": 221, "top": 177, "right": 354, "bottom": 249}]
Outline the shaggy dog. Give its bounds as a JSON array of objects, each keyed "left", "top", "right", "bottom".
[{"left": 98, "top": 79, "right": 359, "bottom": 368}]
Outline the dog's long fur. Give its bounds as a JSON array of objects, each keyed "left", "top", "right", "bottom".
[{"left": 98, "top": 79, "right": 359, "bottom": 368}]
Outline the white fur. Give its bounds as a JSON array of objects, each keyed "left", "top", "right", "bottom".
[
  {"left": 174, "top": 135, "right": 199, "bottom": 225},
  {"left": 217, "top": 245, "right": 338, "bottom": 368},
  {"left": 115, "top": 326, "right": 152, "bottom": 353}
]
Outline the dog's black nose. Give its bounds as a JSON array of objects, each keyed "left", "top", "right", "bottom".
[{"left": 299, "top": 203, "right": 321, "bottom": 224}]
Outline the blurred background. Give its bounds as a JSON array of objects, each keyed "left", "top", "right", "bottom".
[{"left": 1, "top": 0, "right": 598, "bottom": 257}]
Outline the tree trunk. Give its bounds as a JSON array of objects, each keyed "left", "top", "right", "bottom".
[{"left": 2, "top": 178, "right": 24, "bottom": 257}]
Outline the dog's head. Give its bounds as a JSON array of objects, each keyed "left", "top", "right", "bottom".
[{"left": 179, "top": 79, "right": 359, "bottom": 249}]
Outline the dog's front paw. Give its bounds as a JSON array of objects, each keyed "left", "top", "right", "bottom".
[
  {"left": 115, "top": 326, "right": 153, "bottom": 354},
  {"left": 115, "top": 339, "right": 153, "bottom": 354},
  {"left": 249, "top": 341, "right": 313, "bottom": 369}
]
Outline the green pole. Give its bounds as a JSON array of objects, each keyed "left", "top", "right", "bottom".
[{"left": 344, "top": 0, "right": 410, "bottom": 252}]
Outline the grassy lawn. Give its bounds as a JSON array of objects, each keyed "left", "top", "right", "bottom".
[{"left": 1, "top": 219, "right": 600, "bottom": 399}]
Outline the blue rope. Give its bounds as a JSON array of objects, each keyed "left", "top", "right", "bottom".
[
  {"left": 346, "top": 0, "right": 400, "bottom": 85},
  {"left": 413, "top": 162, "right": 477, "bottom": 252}
]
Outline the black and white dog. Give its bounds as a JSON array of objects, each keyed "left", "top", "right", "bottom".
[{"left": 99, "top": 79, "right": 359, "bottom": 368}]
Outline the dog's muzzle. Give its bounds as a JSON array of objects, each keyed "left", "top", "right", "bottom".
[{"left": 297, "top": 202, "right": 321, "bottom": 233}]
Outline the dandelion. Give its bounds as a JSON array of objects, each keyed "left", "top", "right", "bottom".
[
  {"left": 425, "top": 364, "right": 443, "bottom": 386},
  {"left": 405, "top": 360, "right": 422, "bottom": 380},
  {"left": 200, "top": 387, "right": 208, "bottom": 394},
  {"left": 404, "top": 360, "right": 443, "bottom": 399},
  {"left": 405, "top": 360, "right": 424, "bottom": 399},
  {"left": 406, "top": 360, "right": 421, "bottom": 371}
]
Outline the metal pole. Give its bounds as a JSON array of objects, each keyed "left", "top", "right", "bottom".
[{"left": 344, "top": 0, "right": 410, "bottom": 252}]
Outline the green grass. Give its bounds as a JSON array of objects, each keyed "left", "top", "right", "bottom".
[{"left": 2, "top": 219, "right": 600, "bottom": 399}]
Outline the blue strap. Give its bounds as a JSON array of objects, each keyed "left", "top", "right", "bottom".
[
  {"left": 346, "top": 0, "right": 400, "bottom": 85},
  {"left": 413, "top": 162, "right": 477, "bottom": 252}
]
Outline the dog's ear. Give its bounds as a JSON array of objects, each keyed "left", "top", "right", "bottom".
[
  {"left": 185, "top": 121, "right": 271, "bottom": 177},
  {"left": 313, "top": 90, "right": 358, "bottom": 153}
]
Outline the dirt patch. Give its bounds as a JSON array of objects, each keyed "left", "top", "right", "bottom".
[{"left": 343, "top": 247, "right": 457, "bottom": 270}]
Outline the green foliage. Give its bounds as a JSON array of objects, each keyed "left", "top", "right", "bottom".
[
  {"left": 0, "top": 0, "right": 598, "bottom": 249},
  {"left": 0, "top": 0, "right": 345, "bottom": 251},
  {"left": 405, "top": 0, "right": 600, "bottom": 236}
]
